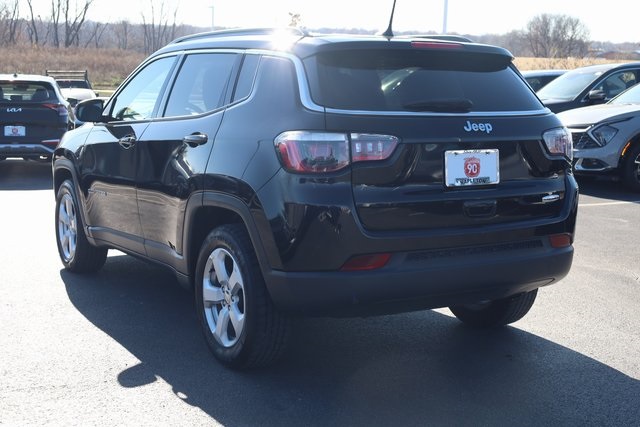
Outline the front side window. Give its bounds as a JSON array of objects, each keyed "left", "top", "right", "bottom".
[
  {"left": 163, "top": 53, "right": 237, "bottom": 117},
  {"left": 593, "top": 71, "right": 638, "bottom": 100},
  {"left": 110, "top": 56, "right": 176, "bottom": 121}
]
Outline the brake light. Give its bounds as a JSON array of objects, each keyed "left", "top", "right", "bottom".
[
  {"left": 274, "top": 131, "right": 399, "bottom": 173},
  {"left": 43, "top": 103, "right": 69, "bottom": 117},
  {"left": 411, "top": 41, "right": 463, "bottom": 50}
]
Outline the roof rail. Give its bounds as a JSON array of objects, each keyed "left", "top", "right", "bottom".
[{"left": 171, "top": 27, "right": 308, "bottom": 44}]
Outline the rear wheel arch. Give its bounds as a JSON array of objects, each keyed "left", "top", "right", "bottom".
[{"left": 184, "top": 192, "right": 277, "bottom": 287}]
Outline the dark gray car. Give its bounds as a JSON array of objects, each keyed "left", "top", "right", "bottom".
[{"left": 538, "top": 62, "right": 640, "bottom": 113}]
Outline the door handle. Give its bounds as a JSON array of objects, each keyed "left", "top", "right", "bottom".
[
  {"left": 118, "top": 134, "right": 136, "bottom": 149},
  {"left": 183, "top": 133, "right": 208, "bottom": 148}
]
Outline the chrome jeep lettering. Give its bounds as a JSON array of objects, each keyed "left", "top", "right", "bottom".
[{"left": 463, "top": 120, "right": 493, "bottom": 134}]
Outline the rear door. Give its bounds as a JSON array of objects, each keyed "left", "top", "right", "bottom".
[{"left": 136, "top": 51, "right": 240, "bottom": 267}]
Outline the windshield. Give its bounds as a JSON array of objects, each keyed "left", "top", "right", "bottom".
[
  {"left": 305, "top": 49, "right": 542, "bottom": 112},
  {"left": 610, "top": 83, "right": 640, "bottom": 105},
  {"left": 537, "top": 68, "right": 605, "bottom": 100}
]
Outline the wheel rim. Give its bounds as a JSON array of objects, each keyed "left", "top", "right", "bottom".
[
  {"left": 58, "top": 193, "right": 78, "bottom": 262},
  {"left": 202, "top": 248, "right": 246, "bottom": 348},
  {"left": 633, "top": 152, "right": 640, "bottom": 183}
]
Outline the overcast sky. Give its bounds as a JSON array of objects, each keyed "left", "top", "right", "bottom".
[{"left": 25, "top": 0, "right": 639, "bottom": 44}]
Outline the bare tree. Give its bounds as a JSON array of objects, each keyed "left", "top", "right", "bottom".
[
  {"left": 63, "top": 0, "right": 95, "bottom": 47},
  {"left": 50, "top": 0, "right": 62, "bottom": 47},
  {"left": 83, "top": 21, "right": 108, "bottom": 48},
  {"left": 0, "top": 0, "right": 21, "bottom": 45},
  {"left": 115, "top": 20, "right": 130, "bottom": 50},
  {"left": 141, "top": 0, "right": 178, "bottom": 54},
  {"left": 526, "top": 14, "right": 590, "bottom": 58}
]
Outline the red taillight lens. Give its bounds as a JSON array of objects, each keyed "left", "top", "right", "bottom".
[
  {"left": 275, "top": 131, "right": 349, "bottom": 173},
  {"left": 351, "top": 133, "right": 399, "bottom": 162},
  {"left": 43, "top": 103, "right": 69, "bottom": 117},
  {"left": 340, "top": 253, "right": 392, "bottom": 271},
  {"left": 275, "top": 132, "right": 399, "bottom": 173}
]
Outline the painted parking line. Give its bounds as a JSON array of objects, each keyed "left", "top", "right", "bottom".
[{"left": 579, "top": 200, "right": 640, "bottom": 207}]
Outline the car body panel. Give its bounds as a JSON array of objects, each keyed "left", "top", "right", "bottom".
[{"left": 53, "top": 30, "right": 577, "bottom": 317}]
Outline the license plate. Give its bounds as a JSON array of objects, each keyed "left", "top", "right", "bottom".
[
  {"left": 4, "top": 126, "right": 25, "bottom": 137},
  {"left": 445, "top": 149, "right": 499, "bottom": 187}
]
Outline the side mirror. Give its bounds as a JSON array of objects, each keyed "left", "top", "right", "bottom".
[
  {"left": 588, "top": 90, "right": 606, "bottom": 102},
  {"left": 75, "top": 98, "right": 105, "bottom": 123}
]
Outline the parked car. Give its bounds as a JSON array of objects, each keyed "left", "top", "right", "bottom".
[
  {"left": 0, "top": 73, "right": 73, "bottom": 162},
  {"left": 537, "top": 62, "right": 640, "bottom": 113},
  {"left": 53, "top": 28, "right": 577, "bottom": 369},
  {"left": 557, "top": 82, "right": 640, "bottom": 191},
  {"left": 521, "top": 69, "right": 566, "bottom": 91},
  {"left": 46, "top": 70, "right": 97, "bottom": 106}
]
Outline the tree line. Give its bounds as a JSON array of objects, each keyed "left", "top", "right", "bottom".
[
  {"left": 0, "top": 1, "right": 597, "bottom": 58},
  {"left": 0, "top": 0, "right": 197, "bottom": 54}
]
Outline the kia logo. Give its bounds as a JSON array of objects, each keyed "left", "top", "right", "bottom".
[{"left": 7, "top": 107, "right": 22, "bottom": 113}]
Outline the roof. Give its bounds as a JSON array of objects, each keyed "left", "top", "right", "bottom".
[
  {"left": 153, "top": 27, "right": 512, "bottom": 60},
  {"left": 0, "top": 73, "right": 57, "bottom": 84}
]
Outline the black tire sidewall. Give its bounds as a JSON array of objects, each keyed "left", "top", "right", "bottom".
[
  {"left": 194, "top": 225, "right": 262, "bottom": 368},
  {"left": 623, "top": 144, "right": 640, "bottom": 192},
  {"left": 55, "top": 180, "right": 80, "bottom": 270}
]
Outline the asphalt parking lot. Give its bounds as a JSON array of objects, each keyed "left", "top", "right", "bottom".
[{"left": 0, "top": 159, "right": 638, "bottom": 426}]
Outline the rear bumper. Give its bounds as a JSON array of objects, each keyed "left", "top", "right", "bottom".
[
  {"left": 0, "top": 143, "right": 56, "bottom": 159},
  {"left": 264, "top": 241, "right": 573, "bottom": 316}
]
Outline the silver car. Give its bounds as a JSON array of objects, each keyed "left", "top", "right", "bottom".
[{"left": 557, "top": 84, "right": 640, "bottom": 191}]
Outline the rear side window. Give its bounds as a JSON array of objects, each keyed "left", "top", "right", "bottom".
[
  {"left": 304, "top": 49, "right": 542, "bottom": 112},
  {"left": 0, "top": 81, "right": 56, "bottom": 103},
  {"left": 163, "top": 53, "right": 237, "bottom": 117}
]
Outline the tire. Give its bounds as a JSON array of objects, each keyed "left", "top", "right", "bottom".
[
  {"left": 622, "top": 143, "right": 640, "bottom": 192},
  {"left": 449, "top": 289, "right": 538, "bottom": 328},
  {"left": 195, "top": 224, "right": 290, "bottom": 369},
  {"left": 55, "top": 179, "right": 107, "bottom": 273}
]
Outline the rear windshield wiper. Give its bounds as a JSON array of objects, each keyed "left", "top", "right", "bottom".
[{"left": 403, "top": 98, "right": 473, "bottom": 112}]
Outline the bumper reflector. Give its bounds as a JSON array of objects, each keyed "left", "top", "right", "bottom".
[
  {"left": 549, "top": 233, "right": 572, "bottom": 248},
  {"left": 340, "top": 253, "right": 392, "bottom": 271}
]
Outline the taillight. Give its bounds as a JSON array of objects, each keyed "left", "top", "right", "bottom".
[
  {"left": 43, "top": 103, "right": 69, "bottom": 117},
  {"left": 274, "top": 131, "right": 399, "bottom": 173},
  {"left": 543, "top": 127, "right": 573, "bottom": 161},
  {"left": 351, "top": 133, "right": 399, "bottom": 162}
]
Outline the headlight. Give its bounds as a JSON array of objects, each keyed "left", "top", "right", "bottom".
[
  {"left": 543, "top": 127, "right": 573, "bottom": 161},
  {"left": 589, "top": 124, "right": 618, "bottom": 147}
]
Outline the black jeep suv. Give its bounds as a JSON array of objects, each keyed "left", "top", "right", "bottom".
[{"left": 53, "top": 28, "right": 577, "bottom": 368}]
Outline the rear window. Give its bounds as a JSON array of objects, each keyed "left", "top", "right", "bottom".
[
  {"left": 304, "top": 49, "right": 542, "bottom": 112},
  {"left": 0, "top": 81, "right": 56, "bottom": 103}
]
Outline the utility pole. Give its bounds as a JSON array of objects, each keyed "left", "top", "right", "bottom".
[
  {"left": 210, "top": 1, "right": 215, "bottom": 30},
  {"left": 442, "top": 0, "right": 448, "bottom": 33}
]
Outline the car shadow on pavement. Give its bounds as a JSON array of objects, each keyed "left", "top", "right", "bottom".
[
  {"left": 0, "top": 159, "right": 52, "bottom": 191},
  {"left": 576, "top": 177, "right": 640, "bottom": 202},
  {"left": 61, "top": 254, "right": 640, "bottom": 426}
]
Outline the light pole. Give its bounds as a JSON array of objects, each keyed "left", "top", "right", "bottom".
[
  {"left": 209, "top": 1, "right": 214, "bottom": 30},
  {"left": 442, "top": 0, "right": 448, "bottom": 34}
]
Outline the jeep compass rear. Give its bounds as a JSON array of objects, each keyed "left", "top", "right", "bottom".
[{"left": 53, "top": 29, "right": 577, "bottom": 369}]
